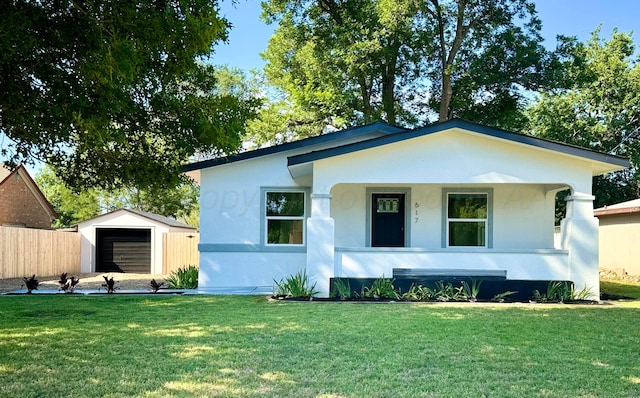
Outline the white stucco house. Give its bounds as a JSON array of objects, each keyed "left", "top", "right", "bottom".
[{"left": 184, "top": 119, "right": 629, "bottom": 298}]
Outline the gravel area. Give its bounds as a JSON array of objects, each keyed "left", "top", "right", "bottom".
[{"left": 0, "top": 273, "right": 168, "bottom": 294}]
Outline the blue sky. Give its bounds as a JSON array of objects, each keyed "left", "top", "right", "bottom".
[{"left": 213, "top": 0, "right": 640, "bottom": 73}]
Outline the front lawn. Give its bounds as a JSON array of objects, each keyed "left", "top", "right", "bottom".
[
  {"left": 0, "top": 296, "right": 639, "bottom": 397},
  {"left": 601, "top": 280, "right": 640, "bottom": 300}
]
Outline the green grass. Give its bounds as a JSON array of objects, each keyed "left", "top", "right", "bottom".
[
  {"left": 1, "top": 296, "right": 639, "bottom": 397},
  {"left": 601, "top": 280, "right": 640, "bottom": 299}
]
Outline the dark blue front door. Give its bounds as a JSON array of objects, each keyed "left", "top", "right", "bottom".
[{"left": 371, "top": 193, "right": 405, "bottom": 247}]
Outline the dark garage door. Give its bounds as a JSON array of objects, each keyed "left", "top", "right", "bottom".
[{"left": 96, "top": 228, "right": 151, "bottom": 273}]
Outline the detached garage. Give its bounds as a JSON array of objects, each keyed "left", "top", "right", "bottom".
[{"left": 78, "top": 209, "right": 196, "bottom": 274}]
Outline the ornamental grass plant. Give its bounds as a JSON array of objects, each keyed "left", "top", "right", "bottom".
[{"left": 166, "top": 265, "right": 199, "bottom": 289}]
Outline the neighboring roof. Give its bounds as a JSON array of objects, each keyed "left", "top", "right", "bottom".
[
  {"left": 184, "top": 169, "right": 200, "bottom": 185},
  {"left": 77, "top": 208, "right": 196, "bottom": 229},
  {"left": 594, "top": 198, "right": 640, "bottom": 217},
  {"left": 0, "top": 164, "right": 58, "bottom": 220},
  {"left": 0, "top": 166, "right": 11, "bottom": 182},
  {"left": 182, "top": 122, "right": 406, "bottom": 171},
  {"left": 287, "top": 119, "right": 630, "bottom": 173}
]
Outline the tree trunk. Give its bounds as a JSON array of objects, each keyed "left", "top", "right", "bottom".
[
  {"left": 358, "top": 74, "right": 374, "bottom": 122},
  {"left": 439, "top": 71, "right": 452, "bottom": 121},
  {"left": 382, "top": 44, "right": 399, "bottom": 125}
]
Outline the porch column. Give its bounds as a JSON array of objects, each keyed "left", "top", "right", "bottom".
[
  {"left": 560, "top": 193, "right": 599, "bottom": 299},
  {"left": 306, "top": 193, "right": 334, "bottom": 297}
]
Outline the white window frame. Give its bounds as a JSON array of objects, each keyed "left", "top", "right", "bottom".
[
  {"left": 443, "top": 189, "right": 493, "bottom": 248},
  {"left": 263, "top": 188, "right": 307, "bottom": 247}
]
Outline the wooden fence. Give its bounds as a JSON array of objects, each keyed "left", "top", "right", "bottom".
[
  {"left": 163, "top": 232, "right": 199, "bottom": 274},
  {"left": 0, "top": 227, "right": 81, "bottom": 279}
]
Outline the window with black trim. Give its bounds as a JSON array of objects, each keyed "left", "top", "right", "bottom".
[
  {"left": 447, "top": 192, "right": 488, "bottom": 247},
  {"left": 265, "top": 191, "right": 305, "bottom": 245}
]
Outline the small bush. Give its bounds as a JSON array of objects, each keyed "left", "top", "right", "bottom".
[
  {"left": 362, "top": 277, "right": 400, "bottom": 300},
  {"left": 101, "top": 276, "right": 117, "bottom": 294},
  {"left": 330, "top": 279, "right": 352, "bottom": 299},
  {"left": 166, "top": 265, "right": 199, "bottom": 289},
  {"left": 433, "top": 280, "right": 464, "bottom": 302},
  {"left": 149, "top": 279, "right": 164, "bottom": 293},
  {"left": 460, "top": 279, "right": 482, "bottom": 302},
  {"left": 22, "top": 275, "right": 39, "bottom": 294},
  {"left": 274, "top": 269, "right": 319, "bottom": 299},
  {"left": 491, "top": 290, "right": 518, "bottom": 302},
  {"left": 58, "top": 273, "right": 80, "bottom": 293},
  {"left": 401, "top": 284, "right": 435, "bottom": 301},
  {"left": 532, "top": 281, "right": 592, "bottom": 303}
]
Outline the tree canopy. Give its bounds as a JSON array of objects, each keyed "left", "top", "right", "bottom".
[
  {"left": 259, "top": 0, "right": 561, "bottom": 143},
  {"left": 0, "top": 0, "right": 258, "bottom": 190},
  {"left": 528, "top": 29, "right": 640, "bottom": 207},
  {"left": 36, "top": 166, "right": 199, "bottom": 228}
]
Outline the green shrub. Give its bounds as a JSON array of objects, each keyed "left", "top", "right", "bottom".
[
  {"left": 274, "top": 269, "right": 319, "bottom": 299},
  {"left": 401, "top": 284, "right": 435, "bottom": 301},
  {"left": 490, "top": 290, "right": 518, "bottom": 302},
  {"left": 362, "top": 277, "right": 400, "bottom": 300},
  {"left": 330, "top": 279, "right": 352, "bottom": 299},
  {"left": 166, "top": 265, "right": 199, "bottom": 289},
  {"left": 532, "top": 281, "right": 592, "bottom": 303},
  {"left": 460, "top": 279, "right": 482, "bottom": 302},
  {"left": 570, "top": 285, "right": 593, "bottom": 301},
  {"left": 433, "top": 280, "right": 464, "bottom": 302}
]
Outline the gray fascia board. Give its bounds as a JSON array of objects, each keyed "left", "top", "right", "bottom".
[
  {"left": 287, "top": 118, "right": 630, "bottom": 169},
  {"left": 182, "top": 122, "right": 406, "bottom": 172}
]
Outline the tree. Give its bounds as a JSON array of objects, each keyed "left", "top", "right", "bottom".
[
  {"left": 260, "top": 0, "right": 558, "bottom": 140},
  {"left": 0, "top": 1, "right": 257, "bottom": 191},
  {"left": 262, "top": 0, "right": 422, "bottom": 131},
  {"left": 527, "top": 29, "right": 640, "bottom": 207},
  {"left": 36, "top": 166, "right": 200, "bottom": 228},
  {"left": 35, "top": 167, "right": 101, "bottom": 228}
]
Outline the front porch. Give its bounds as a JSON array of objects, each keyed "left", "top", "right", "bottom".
[
  {"left": 305, "top": 182, "right": 599, "bottom": 298},
  {"left": 333, "top": 247, "right": 571, "bottom": 301},
  {"left": 335, "top": 247, "right": 570, "bottom": 281}
]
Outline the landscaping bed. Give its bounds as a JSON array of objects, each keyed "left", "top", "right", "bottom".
[{"left": 0, "top": 273, "right": 168, "bottom": 294}]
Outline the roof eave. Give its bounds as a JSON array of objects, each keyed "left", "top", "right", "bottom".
[
  {"left": 286, "top": 118, "right": 631, "bottom": 172},
  {"left": 183, "top": 122, "right": 406, "bottom": 172},
  {"left": 595, "top": 207, "right": 640, "bottom": 216}
]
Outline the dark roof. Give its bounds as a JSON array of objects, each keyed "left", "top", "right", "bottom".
[
  {"left": 78, "top": 208, "right": 196, "bottom": 229},
  {"left": 287, "top": 119, "right": 630, "bottom": 169},
  {"left": 182, "top": 122, "right": 405, "bottom": 171},
  {"left": 125, "top": 209, "right": 196, "bottom": 229}
]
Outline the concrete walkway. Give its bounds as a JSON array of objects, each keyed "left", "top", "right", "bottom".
[{"left": 2, "top": 286, "right": 273, "bottom": 295}]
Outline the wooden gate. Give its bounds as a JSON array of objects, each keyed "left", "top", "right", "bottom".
[{"left": 162, "top": 232, "right": 199, "bottom": 274}]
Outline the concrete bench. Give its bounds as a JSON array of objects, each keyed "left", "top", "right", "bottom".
[{"left": 392, "top": 268, "right": 507, "bottom": 279}]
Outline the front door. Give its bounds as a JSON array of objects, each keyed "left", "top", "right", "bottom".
[{"left": 371, "top": 193, "right": 405, "bottom": 247}]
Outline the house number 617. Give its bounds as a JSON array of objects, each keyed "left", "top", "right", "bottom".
[{"left": 415, "top": 202, "right": 419, "bottom": 223}]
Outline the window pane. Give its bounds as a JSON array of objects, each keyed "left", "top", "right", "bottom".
[
  {"left": 448, "top": 194, "right": 487, "bottom": 219},
  {"left": 449, "top": 221, "right": 486, "bottom": 246},
  {"left": 377, "top": 198, "right": 399, "bottom": 213},
  {"left": 267, "top": 220, "right": 304, "bottom": 244},
  {"left": 266, "top": 192, "right": 304, "bottom": 216}
]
